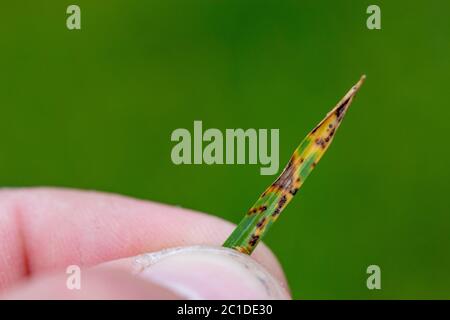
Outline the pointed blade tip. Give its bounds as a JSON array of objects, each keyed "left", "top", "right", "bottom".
[
  {"left": 344, "top": 75, "right": 366, "bottom": 101},
  {"left": 355, "top": 74, "right": 366, "bottom": 91}
]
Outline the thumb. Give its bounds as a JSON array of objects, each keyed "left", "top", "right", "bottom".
[
  {"left": 105, "top": 245, "right": 290, "bottom": 300},
  {"left": 1, "top": 268, "right": 182, "bottom": 299},
  {"left": 2, "top": 246, "right": 290, "bottom": 300}
]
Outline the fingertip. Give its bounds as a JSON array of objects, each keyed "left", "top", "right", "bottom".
[
  {"left": 102, "top": 245, "right": 291, "bottom": 300},
  {"left": 1, "top": 268, "right": 183, "bottom": 300}
]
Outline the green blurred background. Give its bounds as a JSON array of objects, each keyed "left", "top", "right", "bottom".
[{"left": 1, "top": 1, "right": 449, "bottom": 299}]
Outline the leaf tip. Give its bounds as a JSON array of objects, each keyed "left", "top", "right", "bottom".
[{"left": 354, "top": 74, "right": 366, "bottom": 92}]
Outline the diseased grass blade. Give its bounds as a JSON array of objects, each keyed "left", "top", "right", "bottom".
[{"left": 223, "top": 75, "right": 366, "bottom": 255}]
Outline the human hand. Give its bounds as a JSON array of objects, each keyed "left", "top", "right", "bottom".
[{"left": 0, "top": 188, "right": 290, "bottom": 299}]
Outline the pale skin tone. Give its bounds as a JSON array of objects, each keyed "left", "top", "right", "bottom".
[{"left": 0, "top": 188, "right": 289, "bottom": 299}]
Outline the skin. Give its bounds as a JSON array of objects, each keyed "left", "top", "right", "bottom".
[{"left": 0, "top": 187, "right": 288, "bottom": 299}]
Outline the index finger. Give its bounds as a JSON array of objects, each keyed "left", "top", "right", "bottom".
[{"left": 0, "top": 187, "right": 288, "bottom": 291}]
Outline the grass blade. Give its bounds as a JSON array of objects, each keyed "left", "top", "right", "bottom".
[{"left": 223, "top": 75, "right": 366, "bottom": 254}]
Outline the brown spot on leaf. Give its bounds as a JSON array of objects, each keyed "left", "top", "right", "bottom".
[
  {"left": 336, "top": 97, "right": 351, "bottom": 119},
  {"left": 315, "top": 138, "right": 326, "bottom": 149},
  {"left": 329, "top": 128, "right": 336, "bottom": 137},
  {"left": 256, "top": 217, "right": 266, "bottom": 228},
  {"left": 272, "top": 208, "right": 281, "bottom": 217},
  {"left": 249, "top": 234, "right": 260, "bottom": 246},
  {"left": 278, "top": 195, "right": 287, "bottom": 208}
]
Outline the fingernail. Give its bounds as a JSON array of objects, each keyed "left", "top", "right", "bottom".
[{"left": 130, "top": 245, "right": 290, "bottom": 300}]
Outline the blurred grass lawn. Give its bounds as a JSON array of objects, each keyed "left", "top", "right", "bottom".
[{"left": 1, "top": 1, "right": 449, "bottom": 298}]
